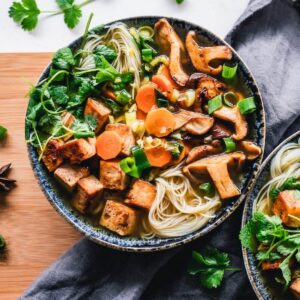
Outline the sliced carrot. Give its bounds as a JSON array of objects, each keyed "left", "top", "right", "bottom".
[
  {"left": 136, "top": 109, "right": 147, "bottom": 121},
  {"left": 103, "top": 89, "right": 116, "bottom": 100},
  {"left": 157, "top": 65, "right": 180, "bottom": 89},
  {"left": 145, "top": 146, "right": 172, "bottom": 168},
  {"left": 96, "top": 131, "right": 122, "bottom": 160},
  {"left": 136, "top": 84, "right": 156, "bottom": 113},
  {"left": 173, "top": 145, "right": 186, "bottom": 164},
  {"left": 152, "top": 74, "right": 173, "bottom": 95},
  {"left": 145, "top": 108, "right": 176, "bottom": 137}
]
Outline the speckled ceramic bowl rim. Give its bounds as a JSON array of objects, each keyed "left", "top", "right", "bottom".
[
  {"left": 242, "top": 130, "right": 300, "bottom": 300},
  {"left": 26, "top": 16, "right": 266, "bottom": 252}
]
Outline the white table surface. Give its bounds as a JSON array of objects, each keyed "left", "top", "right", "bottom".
[{"left": 0, "top": 0, "right": 249, "bottom": 52}]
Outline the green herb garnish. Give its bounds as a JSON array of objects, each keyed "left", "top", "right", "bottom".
[
  {"left": 0, "top": 234, "right": 6, "bottom": 251},
  {"left": 0, "top": 126, "right": 7, "bottom": 140}
]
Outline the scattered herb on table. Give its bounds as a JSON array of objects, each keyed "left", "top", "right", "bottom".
[
  {"left": 188, "top": 247, "right": 241, "bottom": 288},
  {"left": 8, "top": 0, "right": 95, "bottom": 31},
  {"left": 176, "top": 0, "right": 185, "bottom": 4},
  {"left": 0, "top": 235, "right": 6, "bottom": 251},
  {"left": 0, "top": 125, "right": 7, "bottom": 140},
  {"left": 0, "top": 163, "right": 16, "bottom": 192},
  {"left": 240, "top": 212, "right": 300, "bottom": 287}
]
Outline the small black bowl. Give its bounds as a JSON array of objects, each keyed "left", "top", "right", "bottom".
[
  {"left": 242, "top": 131, "right": 300, "bottom": 300},
  {"left": 26, "top": 16, "right": 266, "bottom": 252}
]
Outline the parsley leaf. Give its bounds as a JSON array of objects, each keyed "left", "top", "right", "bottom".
[
  {"left": 52, "top": 48, "right": 75, "bottom": 70},
  {"left": 94, "top": 45, "right": 117, "bottom": 64},
  {"left": 9, "top": 0, "right": 40, "bottom": 31},
  {"left": 0, "top": 125, "right": 7, "bottom": 140},
  {"left": 188, "top": 247, "right": 240, "bottom": 289},
  {"left": 56, "top": 0, "right": 82, "bottom": 29},
  {"left": 48, "top": 85, "right": 69, "bottom": 105}
]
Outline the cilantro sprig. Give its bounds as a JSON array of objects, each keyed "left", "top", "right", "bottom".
[
  {"left": 9, "top": 0, "right": 94, "bottom": 31},
  {"left": 0, "top": 125, "right": 8, "bottom": 140},
  {"left": 240, "top": 212, "right": 300, "bottom": 287},
  {"left": 188, "top": 247, "right": 241, "bottom": 289}
]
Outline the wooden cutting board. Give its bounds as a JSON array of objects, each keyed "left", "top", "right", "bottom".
[{"left": 0, "top": 54, "right": 81, "bottom": 300}]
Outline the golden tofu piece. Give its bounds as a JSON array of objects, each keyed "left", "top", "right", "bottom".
[
  {"left": 272, "top": 190, "right": 300, "bottom": 227},
  {"left": 290, "top": 278, "right": 300, "bottom": 299},
  {"left": 72, "top": 175, "right": 104, "bottom": 214},
  {"left": 60, "top": 138, "right": 96, "bottom": 164},
  {"left": 84, "top": 98, "right": 110, "bottom": 133},
  {"left": 41, "top": 139, "right": 64, "bottom": 172},
  {"left": 100, "top": 200, "right": 138, "bottom": 236},
  {"left": 100, "top": 159, "right": 129, "bottom": 190},
  {"left": 106, "top": 123, "right": 135, "bottom": 156},
  {"left": 54, "top": 164, "right": 90, "bottom": 192},
  {"left": 125, "top": 179, "right": 156, "bottom": 210}
]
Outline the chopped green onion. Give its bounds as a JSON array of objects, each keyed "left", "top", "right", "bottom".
[
  {"left": 116, "top": 89, "right": 131, "bottom": 105},
  {"left": 142, "top": 48, "right": 153, "bottom": 62},
  {"left": 138, "top": 26, "right": 155, "bottom": 39},
  {"left": 113, "top": 82, "right": 126, "bottom": 91},
  {"left": 223, "top": 137, "right": 236, "bottom": 153},
  {"left": 0, "top": 234, "right": 6, "bottom": 251},
  {"left": 238, "top": 97, "right": 256, "bottom": 114},
  {"left": 167, "top": 141, "right": 184, "bottom": 159},
  {"left": 129, "top": 27, "right": 140, "bottom": 45},
  {"left": 0, "top": 125, "right": 7, "bottom": 140},
  {"left": 131, "top": 146, "right": 151, "bottom": 171},
  {"left": 120, "top": 157, "right": 141, "bottom": 178},
  {"left": 73, "top": 131, "right": 95, "bottom": 139},
  {"left": 222, "top": 63, "right": 238, "bottom": 80},
  {"left": 199, "top": 182, "right": 215, "bottom": 197},
  {"left": 157, "top": 98, "right": 169, "bottom": 108},
  {"left": 208, "top": 95, "right": 223, "bottom": 114},
  {"left": 223, "top": 92, "right": 238, "bottom": 107},
  {"left": 103, "top": 99, "right": 122, "bottom": 116},
  {"left": 150, "top": 55, "right": 169, "bottom": 67}
]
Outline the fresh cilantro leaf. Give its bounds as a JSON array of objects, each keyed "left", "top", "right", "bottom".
[
  {"left": 52, "top": 48, "right": 75, "bottom": 70},
  {"left": 84, "top": 115, "right": 97, "bottom": 131},
  {"left": 94, "top": 45, "right": 117, "bottom": 64},
  {"left": 239, "top": 220, "right": 256, "bottom": 251},
  {"left": 188, "top": 247, "right": 239, "bottom": 289},
  {"left": 77, "top": 77, "right": 95, "bottom": 100},
  {"left": 279, "top": 257, "right": 292, "bottom": 287},
  {"left": 49, "top": 67, "right": 66, "bottom": 82},
  {"left": 270, "top": 187, "right": 280, "bottom": 202},
  {"left": 9, "top": 0, "right": 40, "bottom": 31},
  {"left": 176, "top": 0, "right": 185, "bottom": 4},
  {"left": 0, "top": 125, "right": 7, "bottom": 140},
  {"left": 56, "top": 0, "right": 82, "bottom": 29},
  {"left": 277, "top": 240, "right": 298, "bottom": 256},
  {"left": 296, "top": 250, "right": 300, "bottom": 263},
  {"left": 96, "top": 56, "right": 119, "bottom": 83},
  {"left": 71, "top": 119, "right": 95, "bottom": 138},
  {"left": 48, "top": 85, "right": 69, "bottom": 105},
  {"left": 256, "top": 251, "right": 281, "bottom": 262},
  {"left": 269, "top": 177, "right": 300, "bottom": 201}
]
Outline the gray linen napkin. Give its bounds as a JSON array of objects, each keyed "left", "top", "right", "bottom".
[{"left": 21, "top": 0, "right": 300, "bottom": 299}]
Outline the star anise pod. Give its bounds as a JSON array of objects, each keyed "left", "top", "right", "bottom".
[{"left": 0, "top": 163, "right": 16, "bottom": 191}]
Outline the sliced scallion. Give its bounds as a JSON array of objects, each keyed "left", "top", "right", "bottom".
[
  {"left": 142, "top": 48, "right": 153, "bottom": 62},
  {"left": 120, "top": 157, "right": 141, "bottom": 178},
  {"left": 238, "top": 97, "right": 256, "bottom": 114},
  {"left": 199, "top": 182, "right": 215, "bottom": 197},
  {"left": 131, "top": 146, "right": 151, "bottom": 171},
  {"left": 150, "top": 55, "right": 169, "bottom": 67},
  {"left": 223, "top": 137, "right": 236, "bottom": 153},
  {"left": 138, "top": 26, "right": 155, "bottom": 39},
  {"left": 116, "top": 89, "right": 131, "bottom": 105},
  {"left": 223, "top": 92, "right": 238, "bottom": 107},
  {"left": 222, "top": 63, "right": 238, "bottom": 80},
  {"left": 208, "top": 95, "right": 223, "bottom": 114},
  {"left": 157, "top": 98, "right": 169, "bottom": 108}
]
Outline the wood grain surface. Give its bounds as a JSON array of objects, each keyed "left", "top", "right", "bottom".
[{"left": 0, "top": 53, "right": 81, "bottom": 299}]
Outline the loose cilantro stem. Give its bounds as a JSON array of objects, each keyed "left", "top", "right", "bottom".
[
  {"left": 80, "top": 12, "right": 94, "bottom": 50},
  {"left": 73, "top": 68, "right": 100, "bottom": 76}
]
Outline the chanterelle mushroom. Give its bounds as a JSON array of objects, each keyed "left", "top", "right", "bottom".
[
  {"left": 173, "top": 109, "right": 214, "bottom": 135},
  {"left": 240, "top": 141, "right": 262, "bottom": 160},
  {"left": 213, "top": 106, "right": 248, "bottom": 140},
  {"left": 186, "top": 143, "right": 223, "bottom": 164},
  {"left": 183, "top": 152, "right": 246, "bottom": 199},
  {"left": 155, "top": 19, "right": 189, "bottom": 86},
  {"left": 186, "top": 31, "right": 232, "bottom": 75}
]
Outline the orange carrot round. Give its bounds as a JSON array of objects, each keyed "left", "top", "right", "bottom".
[
  {"left": 136, "top": 109, "right": 147, "bottom": 121},
  {"left": 145, "top": 108, "right": 175, "bottom": 137},
  {"left": 152, "top": 74, "right": 173, "bottom": 94},
  {"left": 136, "top": 84, "right": 156, "bottom": 113},
  {"left": 145, "top": 146, "right": 172, "bottom": 167},
  {"left": 157, "top": 65, "right": 180, "bottom": 89},
  {"left": 96, "top": 131, "right": 122, "bottom": 160}
]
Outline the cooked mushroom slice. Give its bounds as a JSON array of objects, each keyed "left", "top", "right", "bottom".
[
  {"left": 211, "top": 121, "right": 233, "bottom": 139},
  {"left": 183, "top": 152, "right": 246, "bottom": 199},
  {"left": 186, "top": 143, "right": 223, "bottom": 164},
  {"left": 186, "top": 31, "right": 232, "bottom": 75},
  {"left": 213, "top": 106, "right": 248, "bottom": 140},
  {"left": 155, "top": 19, "right": 189, "bottom": 86},
  {"left": 173, "top": 109, "right": 214, "bottom": 135},
  {"left": 240, "top": 141, "right": 262, "bottom": 160}
]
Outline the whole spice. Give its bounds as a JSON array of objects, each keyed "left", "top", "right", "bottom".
[{"left": 0, "top": 163, "right": 16, "bottom": 191}]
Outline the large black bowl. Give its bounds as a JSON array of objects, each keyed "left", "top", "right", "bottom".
[
  {"left": 26, "top": 16, "right": 265, "bottom": 252},
  {"left": 242, "top": 131, "right": 300, "bottom": 300}
]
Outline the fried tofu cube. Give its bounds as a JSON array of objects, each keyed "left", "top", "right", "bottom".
[
  {"left": 100, "top": 159, "right": 129, "bottom": 190},
  {"left": 41, "top": 139, "right": 64, "bottom": 172},
  {"left": 72, "top": 175, "right": 104, "bottom": 214},
  {"left": 272, "top": 190, "right": 300, "bottom": 227},
  {"left": 84, "top": 98, "right": 110, "bottom": 133},
  {"left": 61, "top": 112, "right": 76, "bottom": 141},
  {"left": 261, "top": 260, "right": 282, "bottom": 271},
  {"left": 100, "top": 200, "right": 138, "bottom": 236},
  {"left": 60, "top": 138, "right": 96, "bottom": 164},
  {"left": 290, "top": 278, "right": 300, "bottom": 299},
  {"left": 54, "top": 164, "right": 90, "bottom": 192},
  {"left": 106, "top": 123, "right": 135, "bottom": 156},
  {"left": 125, "top": 179, "right": 156, "bottom": 210}
]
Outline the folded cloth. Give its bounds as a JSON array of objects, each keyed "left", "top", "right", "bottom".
[{"left": 21, "top": 0, "right": 300, "bottom": 299}]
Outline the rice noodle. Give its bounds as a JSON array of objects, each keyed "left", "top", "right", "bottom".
[
  {"left": 254, "top": 139, "right": 300, "bottom": 221},
  {"left": 77, "top": 23, "right": 142, "bottom": 98},
  {"left": 141, "top": 163, "right": 221, "bottom": 238}
]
